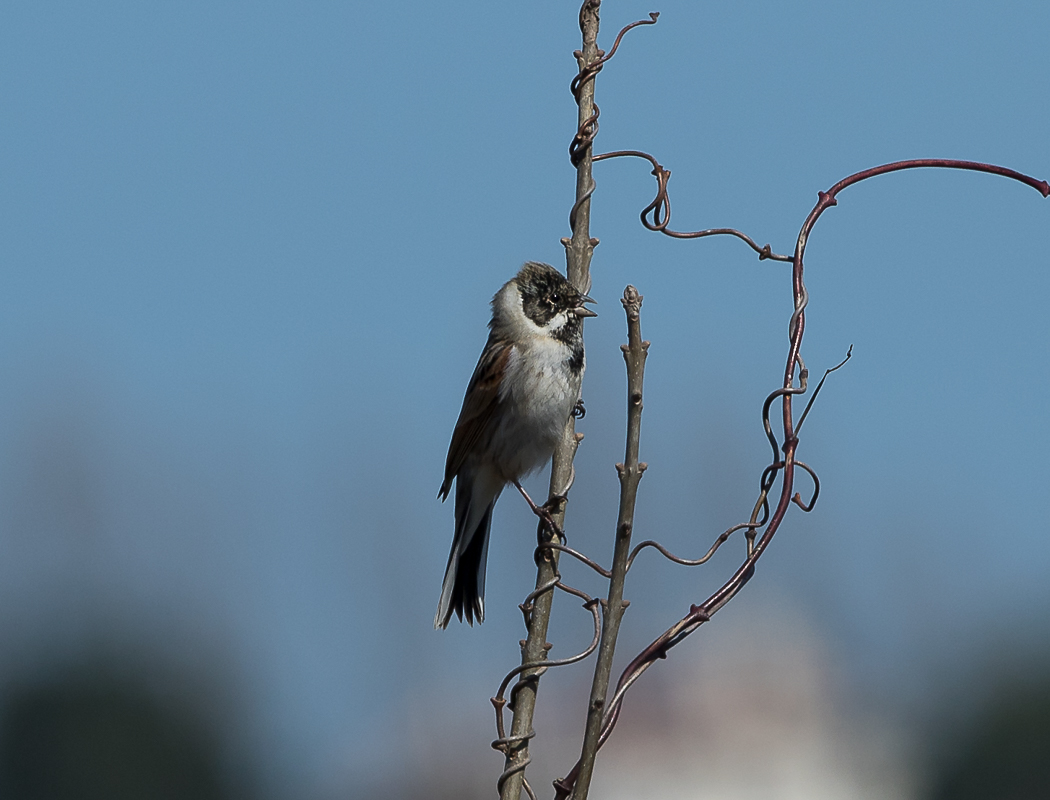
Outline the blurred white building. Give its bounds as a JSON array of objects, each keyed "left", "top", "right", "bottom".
[{"left": 588, "top": 604, "right": 916, "bottom": 800}]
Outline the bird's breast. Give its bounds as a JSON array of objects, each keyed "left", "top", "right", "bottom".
[{"left": 489, "top": 340, "right": 583, "bottom": 480}]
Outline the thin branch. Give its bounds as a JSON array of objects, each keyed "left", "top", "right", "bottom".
[
  {"left": 496, "top": 3, "right": 603, "bottom": 798},
  {"left": 795, "top": 345, "right": 852, "bottom": 435},
  {"left": 556, "top": 286, "right": 649, "bottom": 800},
  {"left": 792, "top": 159, "right": 1050, "bottom": 285}
]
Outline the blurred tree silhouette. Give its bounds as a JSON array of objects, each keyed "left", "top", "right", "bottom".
[
  {"left": 928, "top": 678, "right": 1050, "bottom": 800},
  {"left": 0, "top": 667, "right": 232, "bottom": 800}
]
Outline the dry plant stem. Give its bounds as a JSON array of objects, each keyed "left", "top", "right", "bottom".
[
  {"left": 497, "top": 4, "right": 602, "bottom": 800},
  {"left": 568, "top": 287, "right": 648, "bottom": 800}
]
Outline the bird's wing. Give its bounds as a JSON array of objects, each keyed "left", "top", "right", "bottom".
[{"left": 439, "top": 334, "right": 511, "bottom": 499}]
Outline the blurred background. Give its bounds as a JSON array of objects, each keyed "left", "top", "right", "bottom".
[{"left": 1, "top": 1, "right": 1048, "bottom": 798}]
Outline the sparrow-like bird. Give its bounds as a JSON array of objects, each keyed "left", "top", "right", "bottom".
[{"left": 436, "top": 262, "right": 596, "bottom": 629}]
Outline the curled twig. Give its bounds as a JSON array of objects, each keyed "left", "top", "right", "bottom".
[
  {"left": 518, "top": 575, "right": 561, "bottom": 629},
  {"left": 592, "top": 149, "right": 793, "bottom": 261},
  {"left": 569, "top": 14, "right": 660, "bottom": 167},
  {"left": 625, "top": 521, "right": 759, "bottom": 572},
  {"left": 542, "top": 542, "right": 612, "bottom": 578},
  {"left": 761, "top": 368, "right": 809, "bottom": 460},
  {"left": 493, "top": 728, "right": 537, "bottom": 800},
  {"left": 791, "top": 461, "right": 820, "bottom": 512},
  {"left": 493, "top": 591, "right": 602, "bottom": 739},
  {"left": 568, "top": 176, "right": 597, "bottom": 235},
  {"left": 570, "top": 13, "right": 660, "bottom": 98}
]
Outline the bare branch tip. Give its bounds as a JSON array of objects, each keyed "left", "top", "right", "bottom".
[
  {"left": 621, "top": 285, "right": 643, "bottom": 305},
  {"left": 639, "top": 462, "right": 648, "bottom": 472}
]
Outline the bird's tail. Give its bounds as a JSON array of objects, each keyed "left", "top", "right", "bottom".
[{"left": 435, "top": 474, "right": 500, "bottom": 629}]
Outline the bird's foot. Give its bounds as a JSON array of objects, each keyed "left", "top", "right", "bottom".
[{"left": 514, "top": 482, "right": 566, "bottom": 542}]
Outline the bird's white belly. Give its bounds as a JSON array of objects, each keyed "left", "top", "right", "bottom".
[{"left": 491, "top": 340, "right": 581, "bottom": 481}]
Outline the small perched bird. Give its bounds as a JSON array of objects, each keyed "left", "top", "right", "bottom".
[{"left": 436, "top": 262, "right": 596, "bottom": 629}]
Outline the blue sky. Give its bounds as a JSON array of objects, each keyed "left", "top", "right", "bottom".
[{"left": 0, "top": 1, "right": 1048, "bottom": 796}]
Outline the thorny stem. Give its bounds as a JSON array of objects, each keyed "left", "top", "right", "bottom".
[
  {"left": 497, "top": 3, "right": 602, "bottom": 799},
  {"left": 563, "top": 287, "right": 648, "bottom": 800}
]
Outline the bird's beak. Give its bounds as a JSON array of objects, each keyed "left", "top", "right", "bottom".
[{"left": 573, "top": 294, "right": 598, "bottom": 318}]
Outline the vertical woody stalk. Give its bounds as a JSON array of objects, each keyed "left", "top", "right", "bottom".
[
  {"left": 563, "top": 287, "right": 647, "bottom": 800},
  {"left": 497, "top": 3, "right": 601, "bottom": 800}
]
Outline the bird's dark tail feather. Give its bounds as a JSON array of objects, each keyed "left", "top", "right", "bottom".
[{"left": 435, "top": 494, "right": 494, "bottom": 629}]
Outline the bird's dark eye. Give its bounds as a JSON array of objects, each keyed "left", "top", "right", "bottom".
[{"left": 550, "top": 293, "right": 560, "bottom": 304}]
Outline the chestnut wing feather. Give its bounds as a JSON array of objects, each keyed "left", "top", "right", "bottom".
[{"left": 439, "top": 334, "right": 511, "bottom": 499}]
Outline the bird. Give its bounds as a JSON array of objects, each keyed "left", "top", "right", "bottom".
[{"left": 435, "top": 262, "right": 596, "bottom": 629}]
